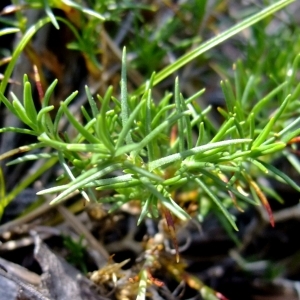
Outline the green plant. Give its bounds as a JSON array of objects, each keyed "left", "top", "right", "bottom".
[
  {"left": 2, "top": 48, "right": 299, "bottom": 227},
  {"left": 0, "top": 0, "right": 300, "bottom": 299},
  {"left": 63, "top": 234, "right": 88, "bottom": 274}
]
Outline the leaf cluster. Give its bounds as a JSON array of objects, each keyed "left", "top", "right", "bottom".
[
  {"left": 0, "top": 45, "right": 300, "bottom": 230},
  {"left": 0, "top": 1, "right": 300, "bottom": 299}
]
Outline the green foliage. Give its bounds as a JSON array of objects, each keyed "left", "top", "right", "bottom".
[
  {"left": 1, "top": 1, "right": 300, "bottom": 299},
  {"left": 62, "top": 235, "right": 88, "bottom": 274},
  {"left": 1, "top": 49, "right": 299, "bottom": 229},
  {"left": 0, "top": 0, "right": 299, "bottom": 230}
]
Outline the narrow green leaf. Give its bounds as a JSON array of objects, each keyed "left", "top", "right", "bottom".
[
  {"left": 123, "top": 162, "right": 163, "bottom": 182},
  {"left": 0, "top": 92, "right": 15, "bottom": 113},
  {"left": 196, "top": 122, "right": 209, "bottom": 146},
  {"left": 0, "top": 143, "right": 46, "bottom": 161},
  {"left": 160, "top": 196, "right": 191, "bottom": 221},
  {"left": 0, "top": 28, "right": 19, "bottom": 36},
  {"left": 252, "top": 117, "right": 278, "bottom": 148},
  {"left": 151, "top": 102, "right": 175, "bottom": 127},
  {"left": 218, "top": 150, "right": 251, "bottom": 162},
  {"left": 7, "top": 153, "right": 58, "bottom": 165},
  {"left": 144, "top": 72, "right": 156, "bottom": 90},
  {"left": 145, "top": 90, "right": 155, "bottom": 162},
  {"left": 260, "top": 185, "right": 284, "bottom": 204},
  {"left": 108, "top": 198, "right": 131, "bottom": 214},
  {"left": 247, "top": 112, "right": 255, "bottom": 150},
  {"left": 49, "top": 163, "right": 122, "bottom": 204},
  {"left": 38, "top": 132, "right": 108, "bottom": 154},
  {"left": 283, "top": 150, "right": 300, "bottom": 175},
  {"left": 93, "top": 174, "right": 133, "bottom": 187},
  {"left": 60, "top": 102, "right": 101, "bottom": 144},
  {"left": 65, "top": 145, "right": 109, "bottom": 156},
  {"left": 115, "top": 99, "right": 146, "bottom": 149},
  {"left": 180, "top": 94, "right": 193, "bottom": 150},
  {"left": 73, "top": 118, "right": 97, "bottom": 143},
  {"left": 210, "top": 117, "right": 235, "bottom": 143},
  {"left": 233, "top": 111, "right": 245, "bottom": 139},
  {"left": 185, "top": 88, "right": 206, "bottom": 104},
  {"left": 135, "top": 111, "right": 190, "bottom": 156},
  {"left": 43, "top": 79, "right": 58, "bottom": 107},
  {"left": 58, "top": 152, "right": 90, "bottom": 202},
  {"left": 96, "top": 179, "right": 140, "bottom": 190},
  {"left": 251, "top": 142, "right": 286, "bottom": 156},
  {"left": 149, "top": 139, "right": 251, "bottom": 171},
  {"left": 175, "top": 77, "right": 185, "bottom": 152},
  {"left": 150, "top": 197, "right": 159, "bottom": 219},
  {"left": 137, "top": 197, "right": 151, "bottom": 225},
  {"left": 62, "top": 0, "right": 105, "bottom": 21},
  {"left": 98, "top": 86, "right": 115, "bottom": 152},
  {"left": 290, "top": 80, "right": 300, "bottom": 101},
  {"left": 81, "top": 106, "right": 92, "bottom": 122},
  {"left": 257, "top": 159, "right": 300, "bottom": 192},
  {"left": 199, "top": 169, "right": 258, "bottom": 206},
  {"left": 183, "top": 161, "right": 239, "bottom": 173},
  {"left": 241, "top": 75, "right": 256, "bottom": 106},
  {"left": 286, "top": 53, "right": 300, "bottom": 94},
  {"left": 248, "top": 158, "right": 269, "bottom": 174},
  {"left": 11, "top": 93, "right": 35, "bottom": 128},
  {"left": 85, "top": 85, "right": 98, "bottom": 118},
  {"left": 162, "top": 175, "right": 182, "bottom": 186},
  {"left": 53, "top": 91, "right": 78, "bottom": 136},
  {"left": 221, "top": 80, "right": 235, "bottom": 113},
  {"left": 252, "top": 94, "right": 291, "bottom": 148},
  {"left": 37, "top": 184, "right": 68, "bottom": 195},
  {"left": 37, "top": 106, "right": 54, "bottom": 132},
  {"left": 141, "top": 179, "right": 190, "bottom": 221},
  {"left": 249, "top": 81, "right": 287, "bottom": 119},
  {"left": 0, "top": 127, "right": 36, "bottom": 135},
  {"left": 195, "top": 178, "right": 238, "bottom": 231},
  {"left": 120, "top": 47, "right": 133, "bottom": 144},
  {"left": 43, "top": 0, "right": 60, "bottom": 29},
  {"left": 277, "top": 117, "right": 300, "bottom": 143}
]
